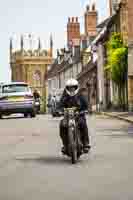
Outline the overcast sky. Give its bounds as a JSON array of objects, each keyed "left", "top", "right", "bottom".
[{"left": 0, "top": 0, "right": 108, "bottom": 82}]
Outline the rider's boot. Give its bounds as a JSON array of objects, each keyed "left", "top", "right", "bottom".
[
  {"left": 82, "top": 135, "right": 91, "bottom": 153},
  {"left": 61, "top": 135, "right": 68, "bottom": 155},
  {"left": 61, "top": 146, "right": 67, "bottom": 154},
  {"left": 83, "top": 143, "right": 91, "bottom": 153}
]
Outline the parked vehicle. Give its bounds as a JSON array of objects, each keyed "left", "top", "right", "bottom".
[
  {"left": 0, "top": 82, "right": 36, "bottom": 118},
  {"left": 62, "top": 107, "right": 85, "bottom": 164},
  {"left": 51, "top": 90, "right": 63, "bottom": 117}
]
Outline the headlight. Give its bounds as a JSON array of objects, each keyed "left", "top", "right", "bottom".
[
  {"left": 69, "top": 110, "right": 74, "bottom": 116},
  {"left": 35, "top": 102, "right": 40, "bottom": 105},
  {"left": 69, "top": 119, "right": 75, "bottom": 126}
]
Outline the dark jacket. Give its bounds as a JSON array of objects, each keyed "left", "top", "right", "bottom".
[
  {"left": 59, "top": 90, "right": 88, "bottom": 111},
  {"left": 33, "top": 92, "right": 40, "bottom": 99}
]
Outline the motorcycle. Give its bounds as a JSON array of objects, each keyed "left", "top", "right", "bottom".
[
  {"left": 62, "top": 107, "right": 85, "bottom": 164},
  {"left": 34, "top": 98, "right": 41, "bottom": 114},
  {"left": 51, "top": 99, "right": 61, "bottom": 117}
]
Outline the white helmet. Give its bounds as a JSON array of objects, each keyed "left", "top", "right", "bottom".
[{"left": 65, "top": 79, "right": 79, "bottom": 97}]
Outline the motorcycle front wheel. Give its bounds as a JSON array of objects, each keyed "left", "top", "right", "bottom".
[
  {"left": 68, "top": 127, "right": 78, "bottom": 164},
  {"left": 71, "top": 145, "right": 77, "bottom": 164}
]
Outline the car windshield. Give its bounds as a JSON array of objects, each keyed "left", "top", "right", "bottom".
[{"left": 2, "top": 84, "right": 30, "bottom": 93}]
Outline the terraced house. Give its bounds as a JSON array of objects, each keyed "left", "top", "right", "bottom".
[{"left": 47, "top": 3, "right": 98, "bottom": 100}]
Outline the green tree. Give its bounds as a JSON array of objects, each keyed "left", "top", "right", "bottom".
[{"left": 106, "top": 33, "right": 128, "bottom": 109}]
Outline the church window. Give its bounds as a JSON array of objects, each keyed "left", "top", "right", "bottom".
[{"left": 33, "top": 70, "right": 41, "bottom": 86}]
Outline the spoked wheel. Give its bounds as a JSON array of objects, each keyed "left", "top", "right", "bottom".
[
  {"left": 72, "top": 140, "right": 82, "bottom": 162},
  {"left": 24, "top": 113, "right": 28, "bottom": 118},
  {"left": 30, "top": 111, "right": 36, "bottom": 118},
  {"left": 71, "top": 145, "right": 77, "bottom": 164},
  {"left": 68, "top": 127, "right": 78, "bottom": 164},
  {"left": 77, "top": 136, "right": 83, "bottom": 160}
]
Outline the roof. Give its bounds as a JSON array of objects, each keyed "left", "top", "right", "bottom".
[
  {"left": 92, "top": 14, "right": 117, "bottom": 46},
  {"left": 1, "top": 82, "right": 28, "bottom": 86},
  {"left": 47, "top": 52, "right": 81, "bottom": 79},
  {"left": 97, "top": 17, "right": 111, "bottom": 29},
  {"left": 97, "top": 14, "right": 116, "bottom": 29}
]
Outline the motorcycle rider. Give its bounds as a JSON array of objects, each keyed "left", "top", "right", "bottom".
[
  {"left": 33, "top": 89, "right": 40, "bottom": 100},
  {"left": 33, "top": 89, "right": 41, "bottom": 113},
  {"left": 59, "top": 79, "right": 91, "bottom": 154}
]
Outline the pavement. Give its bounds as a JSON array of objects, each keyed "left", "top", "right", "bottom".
[
  {"left": 0, "top": 114, "right": 133, "bottom": 200},
  {"left": 100, "top": 111, "right": 133, "bottom": 123}
]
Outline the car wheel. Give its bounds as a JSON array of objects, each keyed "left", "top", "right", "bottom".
[
  {"left": 24, "top": 113, "right": 28, "bottom": 118},
  {"left": 52, "top": 113, "right": 56, "bottom": 117},
  {"left": 0, "top": 114, "right": 2, "bottom": 119},
  {"left": 30, "top": 111, "right": 36, "bottom": 118}
]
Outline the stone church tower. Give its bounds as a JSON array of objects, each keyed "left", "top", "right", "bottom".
[{"left": 10, "top": 35, "right": 53, "bottom": 111}]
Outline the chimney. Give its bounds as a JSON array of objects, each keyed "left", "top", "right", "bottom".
[
  {"left": 67, "top": 16, "right": 80, "bottom": 48},
  {"left": 84, "top": 3, "right": 98, "bottom": 37},
  {"left": 92, "top": 3, "right": 95, "bottom": 11}
]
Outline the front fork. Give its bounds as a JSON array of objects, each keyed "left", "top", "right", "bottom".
[{"left": 68, "top": 119, "right": 82, "bottom": 154}]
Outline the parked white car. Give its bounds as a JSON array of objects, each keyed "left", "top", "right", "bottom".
[{"left": 0, "top": 82, "right": 36, "bottom": 118}]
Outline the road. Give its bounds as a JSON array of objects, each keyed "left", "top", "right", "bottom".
[{"left": 0, "top": 114, "right": 133, "bottom": 200}]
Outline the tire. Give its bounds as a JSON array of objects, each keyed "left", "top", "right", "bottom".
[
  {"left": 30, "top": 111, "right": 36, "bottom": 118},
  {"left": 0, "top": 114, "right": 2, "bottom": 119},
  {"left": 68, "top": 127, "right": 77, "bottom": 164},
  {"left": 52, "top": 113, "right": 56, "bottom": 117},
  {"left": 77, "top": 132, "right": 83, "bottom": 160},
  {"left": 71, "top": 145, "right": 77, "bottom": 164},
  {"left": 24, "top": 113, "right": 28, "bottom": 118},
  {"left": 35, "top": 106, "right": 40, "bottom": 114}
]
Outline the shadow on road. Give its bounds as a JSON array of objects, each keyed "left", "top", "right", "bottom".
[
  {"left": 96, "top": 124, "right": 133, "bottom": 137},
  {"left": 15, "top": 155, "right": 73, "bottom": 165},
  {"left": 0, "top": 116, "right": 24, "bottom": 120},
  {"left": 0, "top": 115, "right": 38, "bottom": 120},
  {"left": 103, "top": 134, "right": 133, "bottom": 139}
]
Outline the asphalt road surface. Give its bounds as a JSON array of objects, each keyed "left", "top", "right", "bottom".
[{"left": 0, "top": 114, "right": 133, "bottom": 200}]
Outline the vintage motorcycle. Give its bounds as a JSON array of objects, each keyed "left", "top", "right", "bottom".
[{"left": 62, "top": 107, "right": 85, "bottom": 164}]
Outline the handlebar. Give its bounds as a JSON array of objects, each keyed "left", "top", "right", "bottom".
[{"left": 60, "top": 108, "right": 88, "bottom": 115}]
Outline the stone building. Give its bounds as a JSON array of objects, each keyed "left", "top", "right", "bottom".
[
  {"left": 127, "top": 0, "right": 133, "bottom": 111},
  {"left": 109, "top": 0, "right": 133, "bottom": 110},
  {"left": 10, "top": 35, "right": 53, "bottom": 111},
  {"left": 77, "top": 60, "right": 97, "bottom": 110},
  {"left": 47, "top": 3, "right": 98, "bottom": 97},
  {"left": 109, "top": 0, "right": 121, "bottom": 15},
  {"left": 47, "top": 48, "right": 82, "bottom": 96}
]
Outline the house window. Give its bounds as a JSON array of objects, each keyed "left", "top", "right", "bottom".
[
  {"left": 61, "top": 72, "right": 64, "bottom": 88},
  {"left": 48, "top": 79, "right": 52, "bottom": 91},
  {"left": 70, "top": 67, "right": 73, "bottom": 78},
  {"left": 78, "top": 63, "right": 82, "bottom": 74},
  {"left": 73, "top": 64, "right": 77, "bottom": 78}
]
